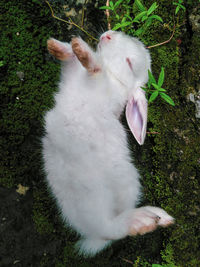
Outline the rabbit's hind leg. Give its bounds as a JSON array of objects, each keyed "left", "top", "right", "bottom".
[{"left": 129, "top": 206, "right": 174, "bottom": 236}]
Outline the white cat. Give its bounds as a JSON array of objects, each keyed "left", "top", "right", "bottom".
[{"left": 42, "top": 31, "right": 174, "bottom": 256}]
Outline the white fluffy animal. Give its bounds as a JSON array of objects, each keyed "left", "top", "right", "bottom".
[{"left": 42, "top": 31, "right": 174, "bottom": 256}]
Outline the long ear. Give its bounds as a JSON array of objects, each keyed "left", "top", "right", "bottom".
[{"left": 125, "top": 88, "right": 147, "bottom": 145}]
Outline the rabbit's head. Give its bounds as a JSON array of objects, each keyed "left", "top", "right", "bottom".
[
  {"left": 98, "top": 31, "right": 151, "bottom": 145},
  {"left": 98, "top": 30, "right": 150, "bottom": 91}
]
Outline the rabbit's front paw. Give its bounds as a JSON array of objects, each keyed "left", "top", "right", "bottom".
[
  {"left": 71, "top": 38, "right": 100, "bottom": 74},
  {"left": 47, "top": 39, "right": 72, "bottom": 61},
  {"left": 129, "top": 206, "right": 174, "bottom": 236},
  {"left": 71, "top": 38, "right": 89, "bottom": 66}
]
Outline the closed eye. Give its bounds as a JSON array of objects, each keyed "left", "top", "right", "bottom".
[{"left": 126, "top": 57, "right": 133, "bottom": 71}]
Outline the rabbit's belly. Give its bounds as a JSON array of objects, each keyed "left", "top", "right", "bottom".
[
  {"left": 43, "top": 109, "right": 140, "bottom": 214},
  {"left": 44, "top": 128, "right": 140, "bottom": 211}
]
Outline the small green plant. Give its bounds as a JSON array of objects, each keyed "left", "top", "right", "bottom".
[
  {"left": 0, "top": 60, "right": 4, "bottom": 67},
  {"left": 100, "top": 0, "right": 124, "bottom": 21},
  {"left": 143, "top": 68, "right": 175, "bottom": 106},
  {"left": 130, "top": 0, "right": 163, "bottom": 36},
  {"left": 100, "top": 0, "right": 163, "bottom": 36},
  {"left": 173, "top": 0, "right": 186, "bottom": 14}
]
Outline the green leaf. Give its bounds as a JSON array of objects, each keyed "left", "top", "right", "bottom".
[
  {"left": 114, "top": 0, "right": 124, "bottom": 9},
  {"left": 158, "top": 88, "right": 166, "bottom": 92},
  {"left": 180, "top": 4, "right": 186, "bottom": 10},
  {"left": 134, "top": 27, "right": 144, "bottom": 36},
  {"left": 110, "top": 1, "right": 114, "bottom": 9},
  {"left": 121, "top": 16, "right": 127, "bottom": 23},
  {"left": 133, "top": 11, "right": 147, "bottom": 22},
  {"left": 124, "top": 14, "right": 132, "bottom": 21},
  {"left": 149, "top": 15, "right": 163, "bottom": 22},
  {"left": 112, "top": 21, "right": 132, "bottom": 30},
  {"left": 141, "top": 15, "right": 148, "bottom": 22},
  {"left": 147, "top": 2, "right": 158, "bottom": 16},
  {"left": 148, "top": 70, "right": 156, "bottom": 84},
  {"left": 141, "top": 86, "right": 147, "bottom": 91},
  {"left": 152, "top": 83, "right": 160, "bottom": 90},
  {"left": 160, "top": 92, "right": 175, "bottom": 106},
  {"left": 112, "top": 23, "right": 121, "bottom": 30},
  {"left": 120, "top": 21, "right": 132, "bottom": 27},
  {"left": 158, "top": 67, "right": 165, "bottom": 87},
  {"left": 175, "top": 6, "right": 180, "bottom": 14},
  {"left": 112, "top": 23, "right": 122, "bottom": 30},
  {"left": 144, "top": 18, "right": 153, "bottom": 28},
  {"left": 149, "top": 91, "right": 159, "bottom": 102},
  {"left": 99, "top": 6, "right": 113, "bottom": 10},
  {"left": 135, "top": 0, "right": 146, "bottom": 12}
]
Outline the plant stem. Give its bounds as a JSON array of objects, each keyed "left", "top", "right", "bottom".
[
  {"left": 45, "top": 0, "right": 98, "bottom": 41},
  {"left": 147, "top": 24, "right": 176, "bottom": 49}
]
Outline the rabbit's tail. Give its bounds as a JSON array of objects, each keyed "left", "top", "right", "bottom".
[{"left": 76, "top": 238, "right": 112, "bottom": 256}]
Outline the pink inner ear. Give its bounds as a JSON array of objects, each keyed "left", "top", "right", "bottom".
[{"left": 126, "top": 94, "right": 147, "bottom": 145}]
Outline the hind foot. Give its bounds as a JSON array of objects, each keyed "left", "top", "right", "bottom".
[{"left": 129, "top": 206, "right": 174, "bottom": 235}]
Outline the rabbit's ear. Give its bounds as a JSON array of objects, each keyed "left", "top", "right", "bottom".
[{"left": 125, "top": 88, "right": 147, "bottom": 145}]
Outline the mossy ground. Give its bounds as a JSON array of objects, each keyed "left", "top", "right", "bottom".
[{"left": 1, "top": 0, "right": 200, "bottom": 266}]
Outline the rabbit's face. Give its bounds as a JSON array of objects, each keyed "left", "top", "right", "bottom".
[
  {"left": 98, "top": 31, "right": 150, "bottom": 145},
  {"left": 98, "top": 31, "right": 151, "bottom": 93}
]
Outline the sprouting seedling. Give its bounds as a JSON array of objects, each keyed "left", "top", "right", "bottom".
[
  {"left": 133, "top": 0, "right": 163, "bottom": 36},
  {"left": 142, "top": 68, "right": 175, "bottom": 106},
  {"left": 100, "top": 0, "right": 124, "bottom": 22},
  {"left": 173, "top": 0, "right": 186, "bottom": 14},
  {"left": 100, "top": 0, "right": 163, "bottom": 36}
]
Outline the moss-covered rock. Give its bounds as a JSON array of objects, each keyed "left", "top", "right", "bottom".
[{"left": 1, "top": 0, "right": 200, "bottom": 266}]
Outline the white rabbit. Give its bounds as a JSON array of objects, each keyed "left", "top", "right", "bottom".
[{"left": 42, "top": 31, "right": 174, "bottom": 256}]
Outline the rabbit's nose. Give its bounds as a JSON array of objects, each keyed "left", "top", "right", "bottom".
[{"left": 100, "top": 34, "right": 111, "bottom": 41}]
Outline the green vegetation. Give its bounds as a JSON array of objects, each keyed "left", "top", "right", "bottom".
[
  {"left": 100, "top": 0, "right": 177, "bottom": 107},
  {"left": 143, "top": 68, "right": 175, "bottom": 106},
  {"left": 100, "top": 0, "right": 163, "bottom": 36},
  {"left": 173, "top": 0, "right": 186, "bottom": 14},
  {"left": 1, "top": 0, "right": 200, "bottom": 266}
]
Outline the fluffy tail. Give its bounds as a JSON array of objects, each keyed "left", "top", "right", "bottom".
[{"left": 76, "top": 238, "right": 112, "bottom": 257}]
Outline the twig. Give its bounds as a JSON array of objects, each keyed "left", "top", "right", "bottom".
[
  {"left": 147, "top": 24, "right": 176, "bottom": 49},
  {"left": 120, "top": 257, "right": 134, "bottom": 265},
  {"left": 81, "top": 0, "right": 88, "bottom": 27},
  {"left": 147, "top": 131, "right": 160, "bottom": 135},
  {"left": 106, "top": 0, "right": 111, "bottom": 30},
  {"left": 45, "top": 0, "right": 98, "bottom": 41}
]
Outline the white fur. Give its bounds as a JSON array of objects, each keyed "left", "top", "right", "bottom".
[{"left": 42, "top": 31, "right": 173, "bottom": 256}]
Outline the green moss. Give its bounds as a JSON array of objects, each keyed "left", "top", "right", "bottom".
[
  {"left": 122, "top": 1, "right": 200, "bottom": 266},
  {"left": 1, "top": 0, "right": 200, "bottom": 266},
  {"left": 32, "top": 188, "right": 55, "bottom": 234},
  {"left": 0, "top": 0, "right": 61, "bottom": 188}
]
